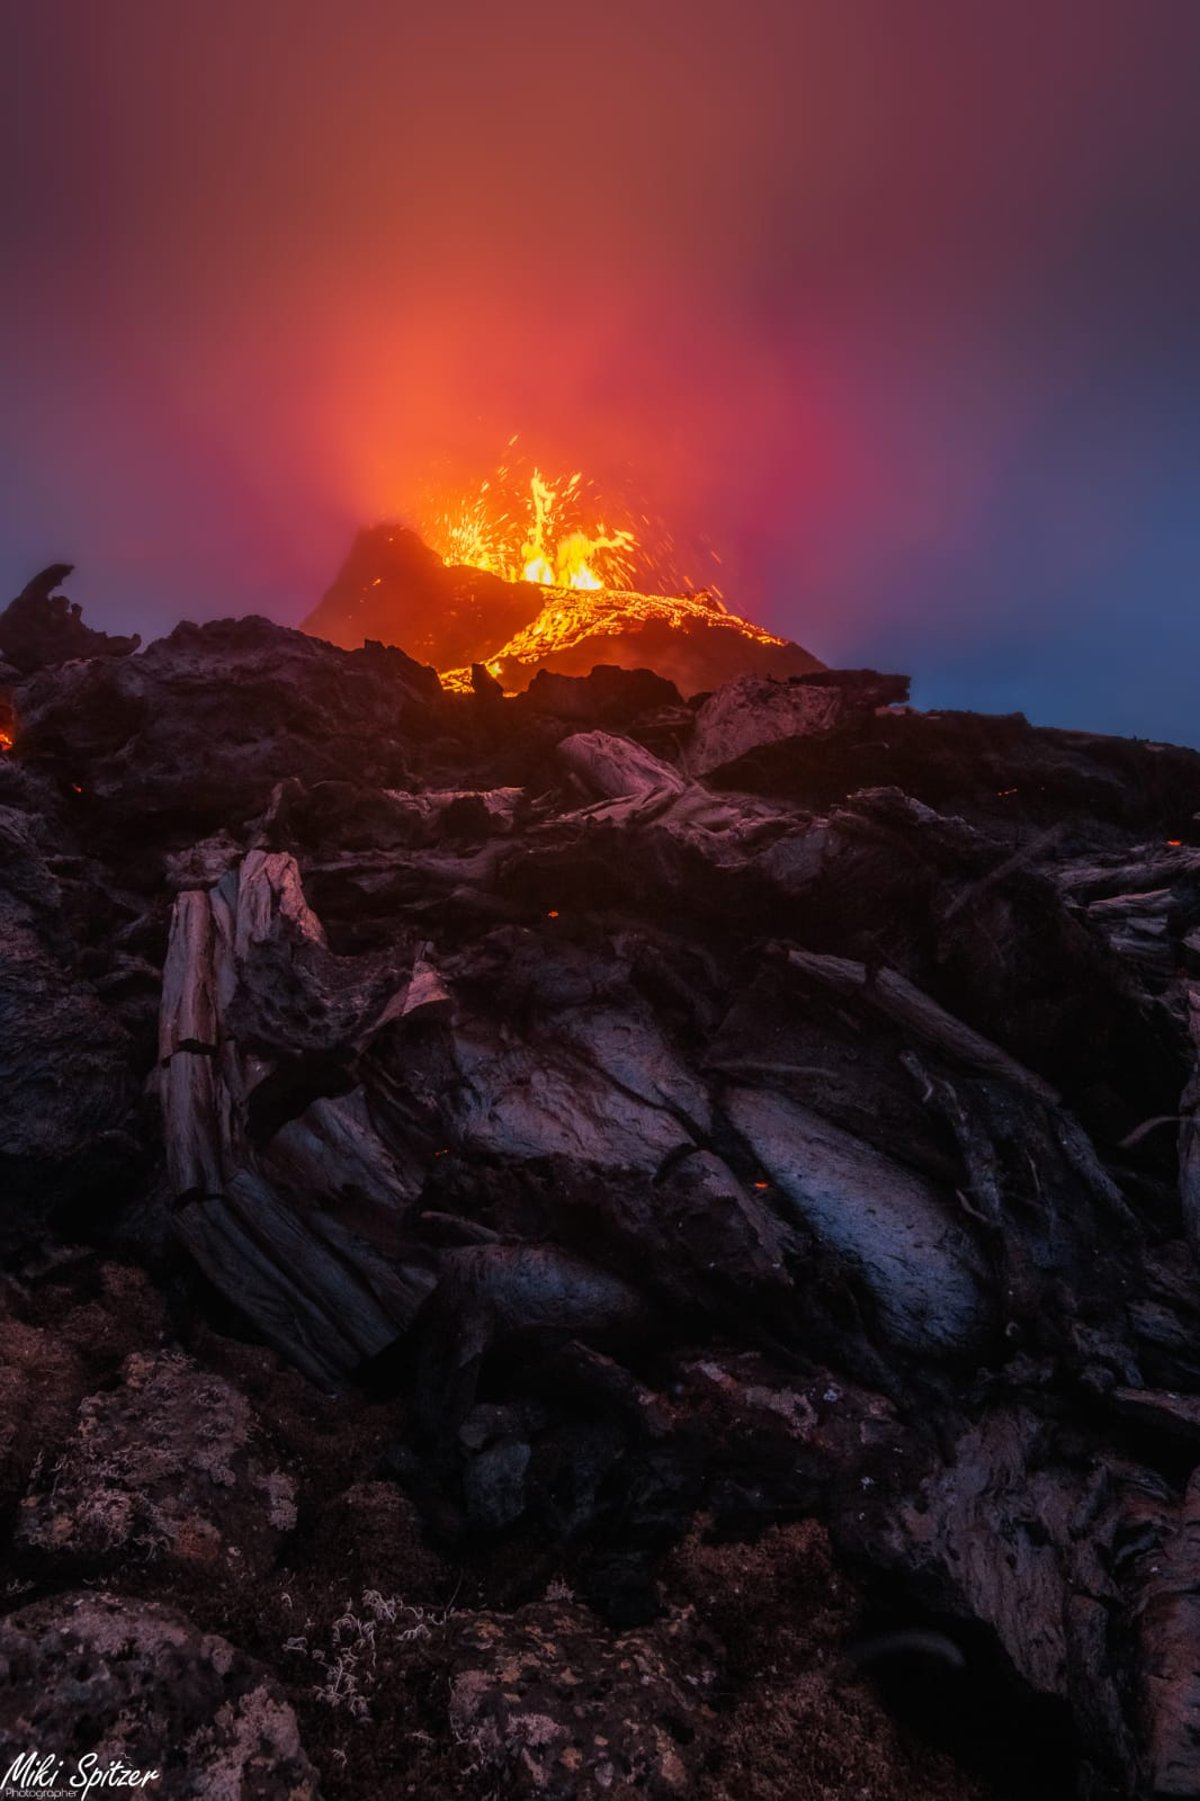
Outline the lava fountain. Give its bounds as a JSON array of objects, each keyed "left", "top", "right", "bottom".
[{"left": 423, "top": 457, "right": 639, "bottom": 594}]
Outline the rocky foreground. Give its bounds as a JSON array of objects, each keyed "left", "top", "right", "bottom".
[{"left": 3, "top": 587, "right": 1200, "bottom": 1799}]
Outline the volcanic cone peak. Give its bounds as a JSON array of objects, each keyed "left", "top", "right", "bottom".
[
  {"left": 302, "top": 523, "right": 825, "bottom": 694},
  {"left": 304, "top": 524, "right": 542, "bottom": 673}
]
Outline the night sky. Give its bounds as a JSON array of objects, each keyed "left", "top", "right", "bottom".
[{"left": 3, "top": 1, "right": 1198, "bottom": 741}]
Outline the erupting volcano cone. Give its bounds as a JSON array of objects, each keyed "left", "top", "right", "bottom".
[
  {"left": 303, "top": 525, "right": 824, "bottom": 694},
  {"left": 301, "top": 526, "right": 537, "bottom": 672}
]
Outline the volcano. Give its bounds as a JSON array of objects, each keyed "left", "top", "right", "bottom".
[{"left": 302, "top": 523, "right": 825, "bottom": 693}]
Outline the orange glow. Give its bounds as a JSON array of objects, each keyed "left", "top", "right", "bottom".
[
  {"left": 1167, "top": 839, "right": 1183, "bottom": 847},
  {"left": 0, "top": 730, "right": 12, "bottom": 754},
  {"left": 425, "top": 461, "right": 638, "bottom": 593}
]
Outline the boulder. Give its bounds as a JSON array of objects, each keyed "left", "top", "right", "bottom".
[
  {"left": 0, "top": 1591, "right": 318, "bottom": 1798},
  {"left": 687, "top": 669, "right": 910, "bottom": 780},
  {"left": 725, "top": 1087, "right": 989, "bottom": 1356},
  {"left": 447, "top": 1600, "right": 714, "bottom": 1798},
  {"left": 18, "top": 1350, "right": 297, "bottom": 1576},
  {"left": 518, "top": 664, "right": 682, "bottom": 723}
]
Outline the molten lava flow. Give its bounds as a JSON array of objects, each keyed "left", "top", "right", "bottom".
[
  {"left": 437, "top": 583, "right": 789, "bottom": 692},
  {"left": 427, "top": 463, "right": 637, "bottom": 593},
  {"left": 494, "top": 584, "right": 787, "bottom": 664}
]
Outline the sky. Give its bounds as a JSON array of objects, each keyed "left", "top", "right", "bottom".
[{"left": 2, "top": 0, "right": 1199, "bottom": 741}]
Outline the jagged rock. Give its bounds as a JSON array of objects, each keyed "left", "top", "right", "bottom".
[
  {"left": 725, "top": 1087, "right": 989, "bottom": 1356},
  {"left": 702, "top": 700, "right": 1200, "bottom": 836},
  {"left": 687, "top": 668, "right": 910, "bottom": 779},
  {"left": 14, "top": 615, "right": 441, "bottom": 826},
  {"left": 867, "top": 1406, "right": 1143, "bottom": 1785},
  {"left": 0, "top": 1591, "right": 318, "bottom": 1797},
  {"left": 165, "top": 830, "right": 246, "bottom": 890},
  {"left": 159, "top": 850, "right": 436, "bottom": 1384},
  {"left": 558, "top": 728, "right": 686, "bottom": 800},
  {"left": 413, "top": 1244, "right": 651, "bottom": 1431},
  {"left": 1112, "top": 1385, "right": 1200, "bottom": 1441},
  {"left": 598, "top": 1149, "right": 799, "bottom": 1318},
  {"left": 18, "top": 1349, "right": 297, "bottom": 1575},
  {"left": 782, "top": 946, "right": 1061, "bottom": 1105},
  {"left": 374, "top": 925, "right": 711, "bottom": 1183},
  {"left": 518, "top": 663, "right": 682, "bottom": 723},
  {"left": 260, "top": 779, "right": 527, "bottom": 857},
  {"left": 0, "top": 805, "right": 138, "bottom": 1245},
  {"left": 6, "top": 587, "right": 1200, "bottom": 1797},
  {"left": 487, "top": 735, "right": 817, "bottom": 924},
  {"left": 0, "top": 564, "right": 140, "bottom": 674},
  {"left": 471, "top": 660, "right": 505, "bottom": 701}
]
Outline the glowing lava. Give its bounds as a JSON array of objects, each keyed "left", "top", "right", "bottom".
[
  {"left": 426, "top": 461, "right": 638, "bottom": 593},
  {"left": 495, "top": 584, "right": 786, "bottom": 663},
  {"left": 303, "top": 454, "right": 825, "bottom": 696}
]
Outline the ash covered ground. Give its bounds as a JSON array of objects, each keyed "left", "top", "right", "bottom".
[{"left": 2, "top": 566, "right": 1200, "bottom": 1799}]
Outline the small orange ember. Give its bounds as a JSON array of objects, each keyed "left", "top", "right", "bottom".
[
  {"left": 1167, "top": 839, "right": 1183, "bottom": 847},
  {"left": 546, "top": 909, "right": 560, "bottom": 919},
  {"left": 0, "top": 729, "right": 13, "bottom": 753}
]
